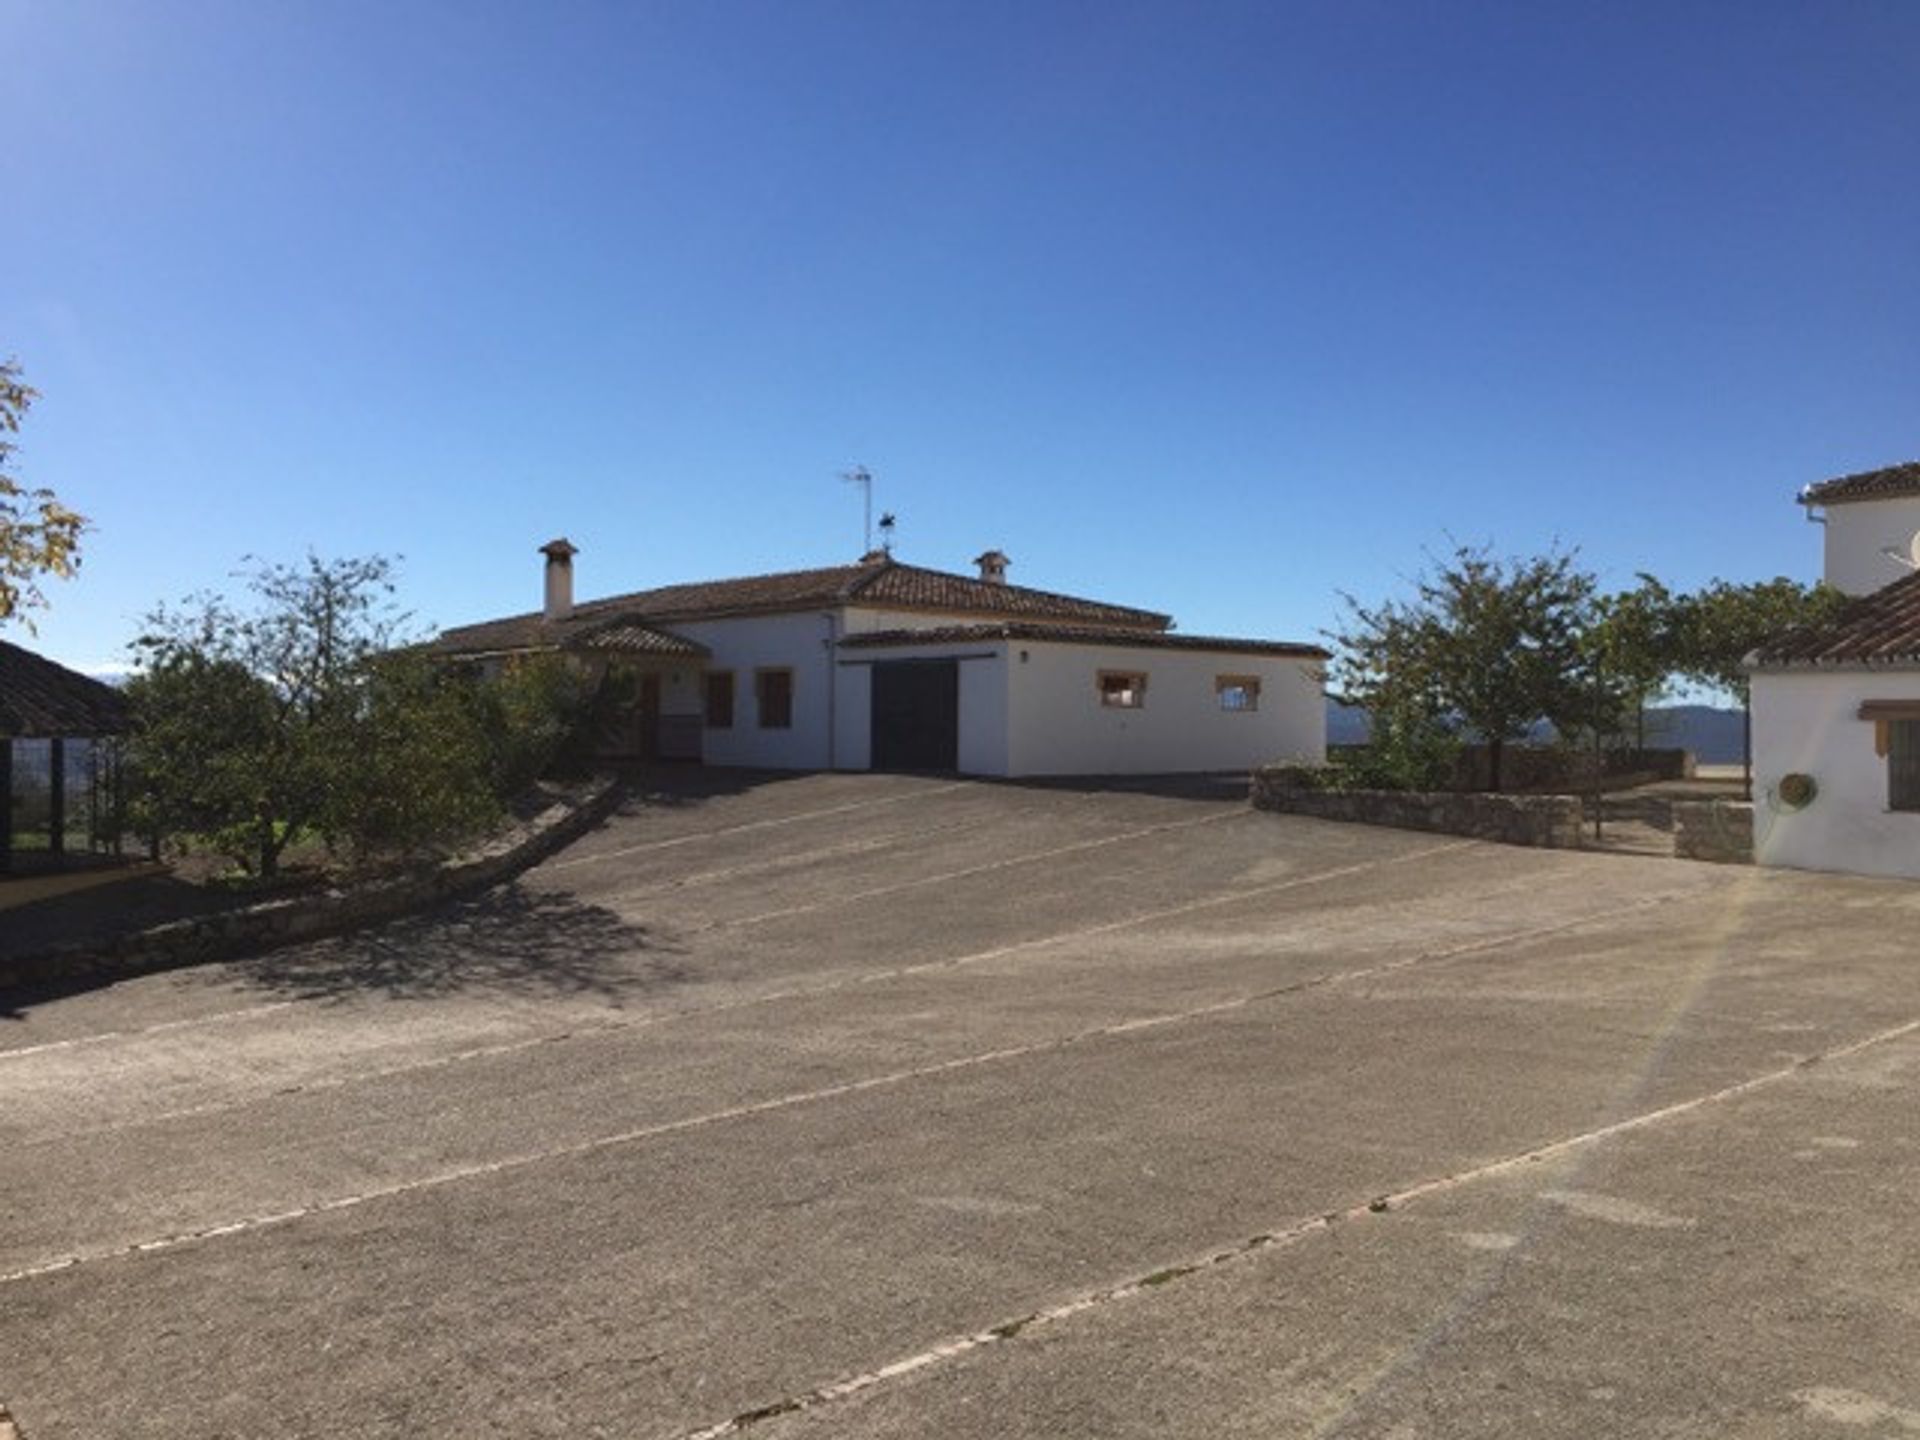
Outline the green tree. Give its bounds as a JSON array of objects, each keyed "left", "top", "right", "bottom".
[
  {"left": 128, "top": 554, "right": 519, "bottom": 876},
  {"left": 319, "top": 650, "right": 502, "bottom": 861},
  {"left": 1673, "top": 577, "right": 1847, "bottom": 794},
  {"left": 1327, "top": 587, "right": 1460, "bottom": 790},
  {"left": 0, "top": 359, "right": 87, "bottom": 625},
  {"left": 1333, "top": 544, "right": 1599, "bottom": 791},
  {"left": 123, "top": 650, "right": 283, "bottom": 868},
  {"left": 1585, "top": 575, "right": 1684, "bottom": 749}
]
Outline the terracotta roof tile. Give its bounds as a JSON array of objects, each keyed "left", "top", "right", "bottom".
[
  {"left": 839, "top": 623, "right": 1329, "bottom": 659},
  {"left": 848, "top": 566, "right": 1170, "bottom": 628},
  {"left": 1801, "top": 462, "right": 1920, "bottom": 507},
  {"left": 430, "top": 558, "right": 1171, "bottom": 657},
  {"left": 1750, "top": 568, "right": 1920, "bottom": 669},
  {"left": 571, "top": 621, "right": 710, "bottom": 658},
  {"left": 0, "top": 641, "right": 130, "bottom": 737}
]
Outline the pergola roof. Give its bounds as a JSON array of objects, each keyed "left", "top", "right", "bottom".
[{"left": 0, "top": 640, "right": 130, "bottom": 738}]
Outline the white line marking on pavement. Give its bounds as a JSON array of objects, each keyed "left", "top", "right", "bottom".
[
  {"left": 581, "top": 791, "right": 1141, "bottom": 905},
  {"left": 677, "top": 1014, "right": 1920, "bottom": 1440},
  {"left": 544, "top": 783, "right": 975, "bottom": 871},
  {"left": 9, "top": 833, "right": 1490, "bottom": 1141},
  {"left": 0, "top": 812, "right": 1428, "bottom": 1077},
  {"left": 688, "top": 808, "right": 1246, "bottom": 931},
  {"left": 0, "top": 872, "right": 1690, "bottom": 1286},
  {"left": 0, "top": 1001, "right": 302, "bottom": 1063}
]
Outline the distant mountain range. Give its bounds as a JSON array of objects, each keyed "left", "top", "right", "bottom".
[{"left": 1327, "top": 700, "right": 1747, "bottom": 764}]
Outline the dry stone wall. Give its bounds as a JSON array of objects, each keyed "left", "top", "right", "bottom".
[
  {"left": 1250, "top": 768, "right": 1587, "bottom": 849},
  {"left": 0, "top": 779, "right": 623, "bottom": 990},
  {"left": 1671, "top": 800, "right": 1754, "bottom": 864}
]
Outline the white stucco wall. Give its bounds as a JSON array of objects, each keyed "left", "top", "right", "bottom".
[
  {"left": 832, "top": 641, "right": 1012, "bottom": 775},
  {"left": 672, "top": 612, "right": 838, "bottom": 769},
  {"left": 1005, "top": 644, "right": 1325, "bottom": 777},
  {"left": 1750, "top": 668, "right": 1920, "bottom": 880},
  {"left": 1821, "top": 497, "right": 1920, "bottom": 596},
  {"left": 667, "top": 607, "right": 1324, "bottom": 777},
  {"left": 658, "top": 666, "right": 702, "bottom": 720}
]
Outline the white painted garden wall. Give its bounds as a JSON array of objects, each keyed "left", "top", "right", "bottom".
[
  {"left": 1750, "top": 669, "right": 1920, "bottom": 880},
  {"left": 1005, "top": 643, "right": 1324, "bottom": 777},
  {"left": 1821, "top": 497, "right": 1920, "bottom": 596}
]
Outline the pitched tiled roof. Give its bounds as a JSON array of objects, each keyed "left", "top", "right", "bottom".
[
  {"left": 0, "top": 641, "right": 130, "bottom": 737},
  {"left": 839, "top": 622, "right": 1330, "bottom": 659},
  {"left": 850, "top": 566, "right": 1170, "bottom": 628},
  {"left": 571, "top": 620, "right": 710, "bottom": 657},
  {"left": 1749, "top": 569, "right": 1920, "bottom": 669},
  {"left": 1801, "top": 462, "right": 1920, "bottom": 507},
  {"left": 429, "top": 558, "right": 1172, "bottom": 657}
]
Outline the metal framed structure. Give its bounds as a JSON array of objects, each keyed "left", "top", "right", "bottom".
[{"left": 0, "top": 641, "right": 133, "bottom": 874}]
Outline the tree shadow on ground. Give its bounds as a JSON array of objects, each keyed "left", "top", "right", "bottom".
[
  {"left": 217, "top": 882, "right": 689, "bottom": 1005},
  {"left": 0, "top": 869, "right": 237, "bottom": 963}
]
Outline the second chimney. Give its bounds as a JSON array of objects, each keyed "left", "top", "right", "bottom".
[
  {"left": 540, "top": 538, "right": 579, "bottom": 621},
  {"left": 974, "top": 549, "right": 1010, "bottom": 586}
]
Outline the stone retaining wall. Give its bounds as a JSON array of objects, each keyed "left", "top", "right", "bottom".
[
  {"left": 1251, "top": 769, "right": 1586, "bottom": 849},
  {"left": 0, "top": 779, "right": 624, "bottom": 991},
  {"left": 1671, "top": 799, "right": 1754, "bottom": 865},
  {"left": 1449, "top": 745, "right": 1694, "bottom": 793}
]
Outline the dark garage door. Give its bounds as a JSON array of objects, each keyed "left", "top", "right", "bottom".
[{"left": 870, "top": 660, "right": 960, "bottom": 773}]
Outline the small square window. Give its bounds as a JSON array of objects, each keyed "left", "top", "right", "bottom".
[
  {"left": 1098, "top": 670, "right": 1147, "bottom": 709},
  {"left": 1216, "top": 675, "right": 1261, "bottom": 712},
  {"left": 756, "top": 668, "right": 794, "bottom": 729},
  {"left": 704, "top": 671, "right": 735, "bottom": 729}
]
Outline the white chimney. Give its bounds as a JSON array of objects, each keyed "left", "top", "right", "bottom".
[
  {"left": 540, "top": 538, "right": 578, "bottom": 621},
  {"left": 974, "top": 549, "right": 1010, "bottom": 586}
]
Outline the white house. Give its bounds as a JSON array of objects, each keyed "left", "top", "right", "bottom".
[
  {"left": 430, "top": 541, "right": 1327, "bottom": 777},
  {"left": 1749, "top": 461, "right": 1920, "bottom": 879}
]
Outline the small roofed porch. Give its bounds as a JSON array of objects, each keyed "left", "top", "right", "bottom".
[
  {"left": 1, "top": 641, "right": 137, "bottom": 876},
  {"left": 568, "top": 620, "right": 711, "bottom": 763}
]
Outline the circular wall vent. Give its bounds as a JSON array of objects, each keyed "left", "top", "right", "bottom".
[{"left": 1777, "top": 772, "right": 1818, "bottom": 809}]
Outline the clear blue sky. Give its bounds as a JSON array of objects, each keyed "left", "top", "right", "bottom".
[{"left": 6, "top": 0, "right": 1918, "bottom": 673}]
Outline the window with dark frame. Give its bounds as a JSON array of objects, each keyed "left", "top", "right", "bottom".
[
  {"left": 1890, "top": 718, "right": 1920, "bottom": 811},
  {"left": 756, "top": 668, "right": 794, "bottom": 729},
  {"left": 1216, "top": 675, "right": 1261, "bottom": 712},
  {"left": 704, "top": 670, "right": 735, "bottom": 729},
  {"left": 1097, "top": 670, "right": 1147, "bottom": 709}
]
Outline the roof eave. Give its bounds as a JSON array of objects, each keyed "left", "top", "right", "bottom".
[{"left": 1747, "top": 656, "right": 1920, "bottom": 674}]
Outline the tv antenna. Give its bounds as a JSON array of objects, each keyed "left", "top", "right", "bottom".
[{"left": 840, "top": 465, "right": 874, "bottom": 554}]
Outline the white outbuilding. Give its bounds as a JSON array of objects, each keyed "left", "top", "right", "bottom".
[
  {"left": 431, "top": 542, "right": 1327, "bottom": 777},
  {"left": 1749, "top": 461, "right": 1920, "bottom": 878}
]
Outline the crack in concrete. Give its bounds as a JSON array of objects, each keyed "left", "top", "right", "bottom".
[
  {"left": 0, "top": 875, "right": 1688, "bottom": 1286},
  {"left": 678, "top": 1014, "right": 1920, "bottom": 1440}
]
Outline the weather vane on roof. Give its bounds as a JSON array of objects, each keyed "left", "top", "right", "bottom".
[
  {"left": 840, "top": 465, "right": 874, "bottom": 554},
  {"left": 877, "top": 512, "right": 896, "bottom": 556}
]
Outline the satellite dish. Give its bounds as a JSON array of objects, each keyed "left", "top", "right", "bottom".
[{"left": 1877, "top": 531, "right": 1920, "bottom": 571}]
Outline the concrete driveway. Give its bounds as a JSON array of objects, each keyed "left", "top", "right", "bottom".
[{"left": 3, "top": 771, "right": 1918, "bottom": 1439}]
